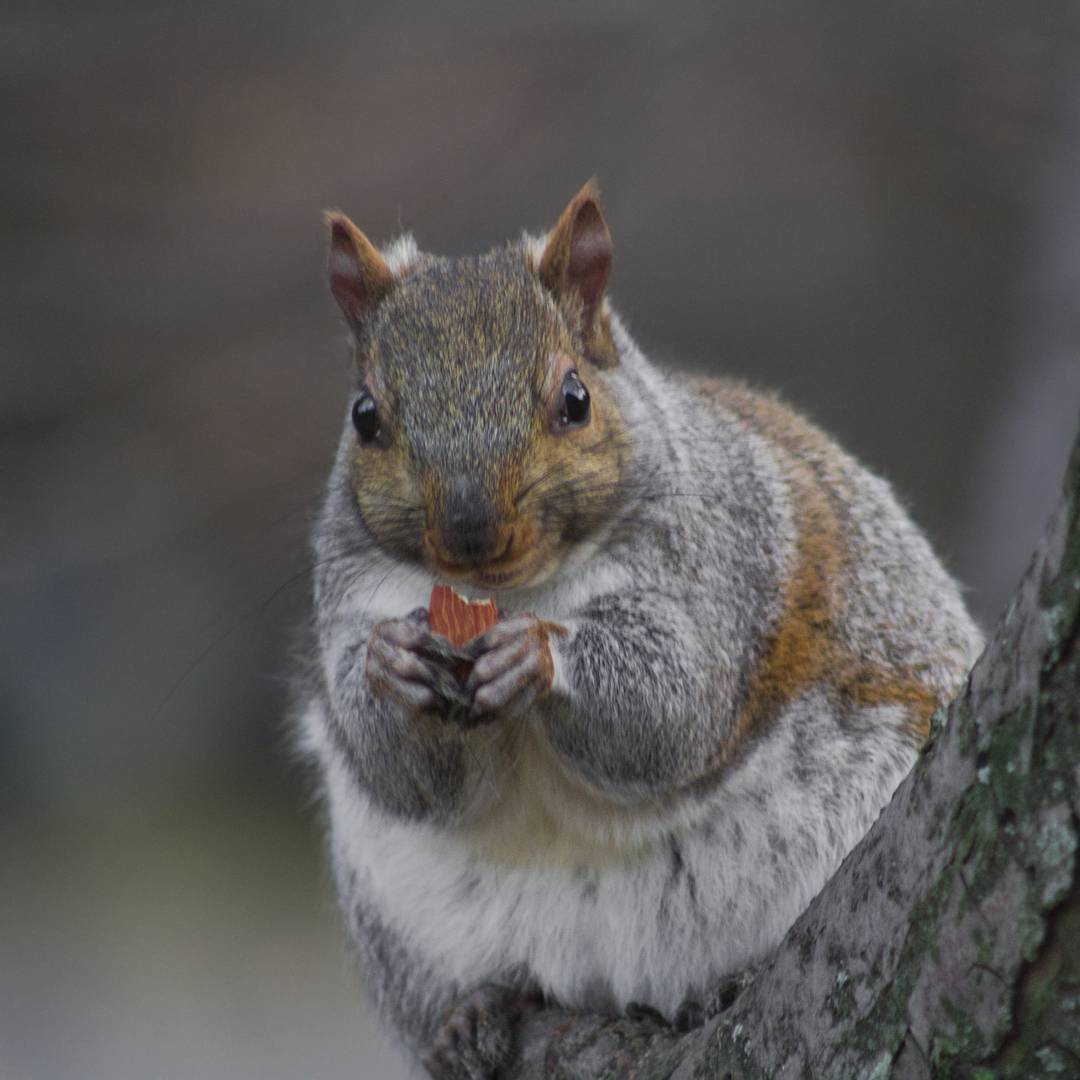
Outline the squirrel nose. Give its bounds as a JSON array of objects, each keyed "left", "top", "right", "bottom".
[
  {"left": 442, "top": 514, "right": 498, "bottom": 564},
  {"left": 435, "top": 479, "right": 504, "bottom": 565}
]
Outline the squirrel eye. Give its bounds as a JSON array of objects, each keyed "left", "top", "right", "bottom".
[
  {"left": 352, "top": 391, "right": 380, "bottom": 444},
  {"left": 559, "top": 370, "right": 590, "bottom": 428}
]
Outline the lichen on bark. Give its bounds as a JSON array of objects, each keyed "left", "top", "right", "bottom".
[{"left": 511, "top": 424, "right": 1080, "bottom": 1080}]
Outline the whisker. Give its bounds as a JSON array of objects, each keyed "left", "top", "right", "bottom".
[{"left": 149, "top": 548, "right": 360, "bottom": 723}]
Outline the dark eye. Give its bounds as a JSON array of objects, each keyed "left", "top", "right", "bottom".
[
  {"left": 352, "top": 391, "right": 380, "bottom": 444},
  {"left": 559, "top": 370, "right": 590, "bottom": 428}
]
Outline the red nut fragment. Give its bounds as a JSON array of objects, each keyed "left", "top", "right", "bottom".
[{"left": 429, "top": 584, "right": 499, "bottom": 648}]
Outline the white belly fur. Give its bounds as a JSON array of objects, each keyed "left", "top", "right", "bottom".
[{"left": 309, "top": 691, "right": 916, "bottom": 1017}]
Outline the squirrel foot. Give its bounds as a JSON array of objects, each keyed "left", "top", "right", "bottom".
[
  {"left": 422, "top": 983, "right": 542, "bottom": 1080},
  {"left": 366, "top": 609, "right": 470, "bottom": 716},
  {"left": 673, "top": 997, "right": 705, "bottom": 1031},
  {"left": 701, "top": 966, "right": 756, "bottom": 1021},
  {"left": 624, "top": 1000, "right": 669, "bottom": 1025},
  {"left": 625, "top": 998, "right": 704, "bottom": 1032}
]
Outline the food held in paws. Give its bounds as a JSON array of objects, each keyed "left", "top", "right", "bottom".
[{"left": 428, "top": 584, "right": 498, "bottom": 647}]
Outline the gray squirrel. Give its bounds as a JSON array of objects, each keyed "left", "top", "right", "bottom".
[{"left": 298, "top": 183, "right": 983, "bottom": 1078}]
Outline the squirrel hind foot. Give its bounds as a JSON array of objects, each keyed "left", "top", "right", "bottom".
[{"left": 422, "top": 982, "right": 541, "bottom": 1079}]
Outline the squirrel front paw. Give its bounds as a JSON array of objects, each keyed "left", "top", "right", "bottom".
[
  {"left": 366, "top": 609, "right": 470, "bottom": 716},
  {"left": 423, "top": 983, "right": 542, "bottom": 1080},
  {"left": 462, "top": 615, "right": 567, "bottom": 722}
]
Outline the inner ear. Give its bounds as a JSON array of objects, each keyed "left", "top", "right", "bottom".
[
  {"left": 538, "top": 182, "right": 616, "bottom": 367},
  {"left": 325, "top": 211, "right": 394, "bottom": 332}
]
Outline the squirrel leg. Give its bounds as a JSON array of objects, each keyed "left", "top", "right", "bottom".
[
  {"left": 422, "top": 982, "right": 543, "bottom": 1080},
  {"left": 366, "top": 610, "right": 470, "bottom": 716}
]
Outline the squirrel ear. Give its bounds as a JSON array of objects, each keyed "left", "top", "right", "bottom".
[
  {"left": 325, "top": 211, "right": 394, "bottom": 331},
  {"left": 538, "top": 180, "right": 616, "bottom": 367}
]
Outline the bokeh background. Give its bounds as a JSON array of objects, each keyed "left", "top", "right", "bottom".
[{"left": 3, "top": 3, "right": 1079, "bottom": 1078}]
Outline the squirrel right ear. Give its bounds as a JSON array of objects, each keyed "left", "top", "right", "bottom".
[
  {"left": 325, "top": 211, "right": 394, "bottom": 331},
  {"left": 538, "top": 181, "right": 616, "bottom": 367}
]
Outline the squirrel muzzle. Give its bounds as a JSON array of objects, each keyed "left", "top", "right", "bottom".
[{"left": 424, "top": 476, "right": 519, "bottom": 579}]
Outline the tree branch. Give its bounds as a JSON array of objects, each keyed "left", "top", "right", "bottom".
[{"left": 512, "top": 422, "right": 1080, "bottom": 1078}]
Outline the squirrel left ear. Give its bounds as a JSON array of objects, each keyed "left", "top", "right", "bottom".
[
  {"left": 539, "top": 181, "right": 616, "bottom": 368},
  {"left": 324, "top": 211, "right": 394, "bottom": 333}
]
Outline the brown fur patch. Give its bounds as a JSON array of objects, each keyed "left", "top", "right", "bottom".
[
  {"left": 841, "top": 671, "right": 940, "bottom": 742},
  {"left": 533, "top": 618, "right": 569, "bottom": 695},
  {"left": 686, "top": 378, "right": 940, "bottom": 767},
  {"left": 532, "top": 621, "right": 557, "bottom": 696}
]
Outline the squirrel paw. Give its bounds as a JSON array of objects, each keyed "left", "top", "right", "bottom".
[
  {"left": 366, "top": 610, "right": 470, "bottom": 716},
  {"left": 701, "top": 967, "right": 755, "bottom": 1020},
  {"left": 624, "top": 1000, "right": 669, "bottom": 1025},
  {"left": 462, "top": 615, "right": 566, "bottom": 722},
  {"left": 422, "top": 983, "right": 541, "bottom": 1080},
  {"left": 624, "top": 997, "right": 705, "bottom": 1032}
]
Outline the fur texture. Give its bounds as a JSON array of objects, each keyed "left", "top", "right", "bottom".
[{"left": 299, "top": 215, "right": 983, "bottom": 1075}]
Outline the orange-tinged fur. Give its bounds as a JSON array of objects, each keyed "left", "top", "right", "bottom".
[{"left": 687, "top": 378, "right": 941, "bottom": 764}]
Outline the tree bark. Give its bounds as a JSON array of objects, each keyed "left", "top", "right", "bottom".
[{"left": 512, "top": 423, "right": 1080, "bottom": 1079}]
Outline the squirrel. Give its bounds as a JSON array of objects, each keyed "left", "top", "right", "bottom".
[{"left": 297, "top": 182, "right": 983, "bottom": 1079}]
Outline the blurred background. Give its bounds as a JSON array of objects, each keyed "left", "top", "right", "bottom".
[{"left": 3, "top": 2, "right": 1079, "bottom": 1077}]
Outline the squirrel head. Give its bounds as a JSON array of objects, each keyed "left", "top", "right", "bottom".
[{"left": 324, "top": 182, "right": 628, "bottom": 591}]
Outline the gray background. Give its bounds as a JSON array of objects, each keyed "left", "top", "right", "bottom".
[{"left": 3, "top": 3, "right": 1079, "bottom": 1078}]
